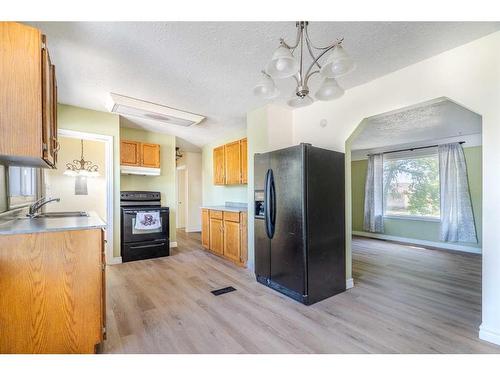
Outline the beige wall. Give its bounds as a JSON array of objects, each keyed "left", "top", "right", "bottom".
[
  {"left": 120, "top": 126, "right": 177, "bottom": 243},
  {"left": 177, "top": 151, "right": 202, "bottom": 232},
  {"left": 246, "top": 104, "right": 295, "bottom": 270},
  {"left": 201, "top": 128, "right": 247, "bottom": 205},
  {"left": 57, "top": 104, "right": 121, "bottom": 258},
  {"left": 43, "top": 137, "right": 107, "bottom": 221},
  {"left": 291, "top": 32, "right": 500, "bottom": 344}
]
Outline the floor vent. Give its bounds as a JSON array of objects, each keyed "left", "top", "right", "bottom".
[{"left": 211, "top": 286, "right": 236, "bottom": 296}]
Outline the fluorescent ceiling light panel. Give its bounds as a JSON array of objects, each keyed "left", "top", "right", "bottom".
[{"left": 108, "top": 93, "right": 205, "bottom": 127}]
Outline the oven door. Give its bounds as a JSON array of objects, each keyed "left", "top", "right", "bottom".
[{"left": 121, "top": 207, "right": 169, "bottom": 243}]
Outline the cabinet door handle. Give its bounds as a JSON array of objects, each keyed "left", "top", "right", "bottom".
[{"left": 53, "top": 138, "right": 60, "bottom": 152}]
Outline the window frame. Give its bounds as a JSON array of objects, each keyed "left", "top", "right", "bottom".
[{"left": 382, "top": 149, "right": 441, "bottom": 221}]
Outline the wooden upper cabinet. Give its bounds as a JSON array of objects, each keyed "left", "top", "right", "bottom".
[
  {"left": 120, "top": 140, "right": 161, "bottom": 169},
  {"left": 225, "top": 140, "right": 241, "bottom": 185},
  {"left": 240, "top": 138, "right": 248, "bottom": 184},
  {"left": 41, "top": 38, "right": 55, "bottom": 167},
  {"left": 51, "top": 65, "right": 59, "bottom": 165},
  {"left": 120, "top": 140, "right": 141, "bottom": 166},
  {"left": 213, "top": 145, "right": 225, "bottom": 185},
  {"left": 141, "top": 143, "right": 160, "bottom": 168},
  {"left": 0, "top": 22, "right": 58, "bottom": 168},
  {"left": 212, "top": 138, "right": 247, "bottom": 185}
]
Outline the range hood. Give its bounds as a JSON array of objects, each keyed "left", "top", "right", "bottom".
[
  {"left": 120, "top": 165, "right": 161, "bottom": 176},
  {"left": 107, "top": 93, "right": 205, "bottom": 127}
]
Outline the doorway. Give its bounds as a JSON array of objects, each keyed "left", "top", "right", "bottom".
[
  {"left": 51, "top": 129, "right": 114, "bottom": 263},
  {"left": 176, "top": 166, "right": 187, "bottom": 230}
]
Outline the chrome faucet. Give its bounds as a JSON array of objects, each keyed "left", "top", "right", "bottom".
[{"left": 28, "top": 197, "right": 61, "bottom": 218}]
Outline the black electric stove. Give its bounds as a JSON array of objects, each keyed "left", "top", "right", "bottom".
[{"left": 120, "top": 191, "right": 169, "bottom": 262}]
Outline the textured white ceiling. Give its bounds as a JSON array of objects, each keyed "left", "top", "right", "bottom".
[
  {"left": 351, "top": 98, "right": 482, "bottom": 152},
  {"left": 28, "top": 22, "right": 500, "bottom": 147}
]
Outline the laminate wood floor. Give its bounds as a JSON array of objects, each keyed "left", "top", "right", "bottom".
[{"left": 103, "top": 232, "right": 500, "bottom": 353}]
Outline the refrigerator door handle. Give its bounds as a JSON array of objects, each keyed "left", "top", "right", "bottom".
[
  {"left": 264, "top": 169, "right": 274, "bottom": 239},
  {"left": 270, "top": 169, "right": 276, "bottom": 237}
]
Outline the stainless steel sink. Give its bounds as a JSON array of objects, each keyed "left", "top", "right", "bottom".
[{"left": 31, "top": 211, "right": 89, "bottom": 218}]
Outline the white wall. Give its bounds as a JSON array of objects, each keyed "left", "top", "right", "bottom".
[
  {"left": 291, "top": 31, "right": 500, "bottom": 345},
  {"left": 178, "top": 151, "right": 203, "bottom": 232},
  {"left": 43, "top": 136, "right": 107, "bottom": 220}
]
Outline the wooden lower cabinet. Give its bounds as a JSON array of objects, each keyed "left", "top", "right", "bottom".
[
  {"left": 0, "top": 228, "right": 106, "bottom": 354},
  {"left": 223, "top": 220, "right": 241, "bottom": 262},
  {"left": 203, "top": 209, "right": 247, "bottom": 267},
  {"left": 209, "top": 217, "right": 224, "bottom": 255},
  {"left": 201, "top": 209, "right": 210, "bottom": 248}
]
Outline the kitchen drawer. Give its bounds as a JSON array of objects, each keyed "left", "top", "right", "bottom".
[
  {"left": 209, "top": 210, "right": 223, "bottom": 219},
  {"left": 122, "top": 240, "right": 169, "bottom": 263},
  {"left": 223, "top": 211, "right": 240, "bottom": 223}
]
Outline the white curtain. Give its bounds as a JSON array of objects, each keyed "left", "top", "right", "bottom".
[
  {"left": 438, "top": 143, "right": 477, "bottom": 243},
  {"left": 363, "top": 154, "right": 384, "bottom": 233}
]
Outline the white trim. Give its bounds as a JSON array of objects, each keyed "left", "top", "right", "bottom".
[
  {"left": 383, "top": 215, "right": 440, "bottom": 223},
  {"left": 352, "top": 230, "right": 481, "bottom": 254},
  {"left": 479, "top": 324, "right": 500, "bottom": 346},
  {"left": 185, "top": 227, "right": 201, "bottom": 233},
  {"left": 58, "top": 129, "right": 115, "bottom": 264},
  {"left": 346, "top": 278, "right": 354, "bottom": 289},
  {"left": 107, "top": 257, "right": 122, "bottom": 265},
  {"left": 170, "top": 241, "right": 178, "bottom": 248}
]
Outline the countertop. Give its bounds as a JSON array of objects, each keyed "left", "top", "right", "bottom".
[
  {"left": 201, "top": 205, "right": 248, "bottom": 212},
  {"left": 0, "top": 211, "right": 106, "bottom": 235}
]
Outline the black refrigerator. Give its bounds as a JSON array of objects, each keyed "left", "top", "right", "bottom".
[{"left": 254, "top": 143, "right": 345, "bottom": 305}]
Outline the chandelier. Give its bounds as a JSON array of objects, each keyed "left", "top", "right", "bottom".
[
  {"left": 175, "top": 147, "right": 183, "bottom": 160},
  {"left": 63, "top": 139, "right": 100, "bottom": 177},
  {"left": 253, "top": 21, "right": 355, "bottom": 108}
]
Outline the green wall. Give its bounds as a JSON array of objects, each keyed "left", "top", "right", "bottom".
[
  {"left": 120, "top": 127, "right": 177, "bottom": 243},
  {"left": 351, "top": 146, "right": 482, "bottom": 248},
  {"left": 201, "top": 128, "right": 248, "bottom": 205},
  {"left": 57, "top": 104, "right": 122, "bottom": 257}
]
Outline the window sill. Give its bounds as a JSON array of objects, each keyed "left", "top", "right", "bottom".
[{"left": 383, "top": 215, "right": 441, "bottom": 223}]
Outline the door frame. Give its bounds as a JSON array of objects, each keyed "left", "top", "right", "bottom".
[{"left": 58, "top": 129, "right": 115, "bottom": 264}]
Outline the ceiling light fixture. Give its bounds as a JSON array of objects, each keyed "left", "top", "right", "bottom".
[
  {"left": 64, "top": 140, "right": 100, "bottom": 177},
  {"left": 175, "top": 147, "right": 183, "bottom": 160},
  {"left": 254, "top": 21, "right": 355, "bottom": 107}
]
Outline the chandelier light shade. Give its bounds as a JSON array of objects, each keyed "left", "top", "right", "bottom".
[
  {"left": 266, "top": 45, "right": 300, "bottom": 79},
  {"left": 315, "top": 78, "right": 345, "bottom": 101},
  {"left": 64, "top": 139, "right": 100, "bottom": 177},
  {"left": 287, "top": 94, "right": 314, "bottom": 108},
  {"left": 320, "top": 45, "right": 355, "bottom": 78},
  {"left": 254, "top": 21, "right": 355, "bottom": 108},
  {"left": 253, "top": 72, "right": 279, "bottom": 99}
]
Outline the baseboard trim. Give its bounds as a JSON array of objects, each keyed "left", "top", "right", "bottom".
[
  {"left": 352, "top": 231, "right": 481, "bottom": 254},
  {"left": 346, "top": 278, "right": 354, "bottom": 289},
  {"left": 479, "top": 324, "right": 500, "bottom": 346},
  {"left": 107, "top": 256, "right": 122, "bottom": 265},
  {"left": 185, "top": 227, "right": 201, "bottom": 233},
  {"left": 170, "top": 241, "right": 178, "bottom": 248}
]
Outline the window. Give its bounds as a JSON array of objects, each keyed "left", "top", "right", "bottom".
[
  {"left": 7, "top": 166, "right": 38, "bottom": 209},
  {"left": 383, "top": 149, "right": 440, "bottom": 219}
]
